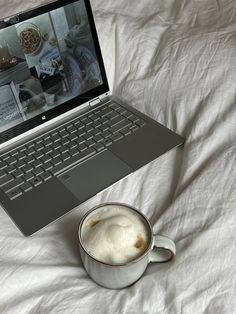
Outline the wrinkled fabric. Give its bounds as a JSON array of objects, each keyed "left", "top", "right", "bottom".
[{"left": 0, "top": 0, "right": 236, "bottom": 313}]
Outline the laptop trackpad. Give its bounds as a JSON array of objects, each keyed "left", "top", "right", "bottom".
[{"left": 58, "top": 150, "right": 132, "bottom": 201}]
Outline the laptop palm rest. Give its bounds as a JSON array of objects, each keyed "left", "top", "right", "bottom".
[{"left": 58, "top": 150, "right": 132, "bottom": 202}]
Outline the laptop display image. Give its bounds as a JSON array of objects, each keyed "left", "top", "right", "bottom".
[
  {"left": 0, "top": 0, "right": 104, "bottom": 136},
  {"left": 0, "top": 0, "right": 184, "bottom": 236}
]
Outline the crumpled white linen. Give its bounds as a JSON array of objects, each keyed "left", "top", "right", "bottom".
[{"left": 0, "top": 0, "right": 236, "bottom": 313}]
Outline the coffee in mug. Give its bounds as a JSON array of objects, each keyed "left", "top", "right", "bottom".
[
  {"left": 81, "top": 204, "right": 149, "bottom": 264},
  {"left": 78, "top": 203, "right": 176, "bottom": 289}
]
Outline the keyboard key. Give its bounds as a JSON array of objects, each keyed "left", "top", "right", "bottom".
[
  {"left": 120, "top": 128, "right": 132, "bottom": 136},
  {"left": 41, "top": 155, "right": 52, "bottom": 164},
  {"left": 69, "top": 148, "right": 80, "bottom": 156},
  {"left": 61, "top": 138, "right": 70, "bottom": 145},
  {"left": 85, "top": 125, "right": 93, "bottom": 133},
  {"left": 14, "top": 169, "right": 24, "bottom": 178},
  {"left": 23, "top": 164, "right": 34, "bottom": 173},
  {"left": 43, "top": 163, "right": 53, "bottom": 171},
  {"left": 90, "top": 128, "right": 101, "bottom": 136},
  {"left": 61, "top": 152, "right": 71, "bottom": 161},
  {"left": 103, "top": 130, "right": 112, "bottom": 138},
  {"left": 59, "top": 130, "right": 69, "bottom": 138},
  {"left": 99, "top": 124, "right": 109, "bottom": 132},
  {"left": 40, "top": 172, "right": 52, "bottom": 182},
  {"left": 93, "top": 143, "right": 105, "bottom": 152},
  {"left": 33, "top": 167, "right": 44, "bottom": 176},
  {"left": 82, "top": 118, "right": 93, "bottom": 125},
  {"left": 11, "top": 150, "right": 18, "bottom": 157},
  {"left": 98, "top": 117, "right": 109, "bottom": 124},
  {"left": 110, "top": 132, "right": 123, "bottom": 142},
  {"left": 2, "top": 155, "right": 10, "bottom": 161},
  {"left": 0, "top": 174, "right": 14, "bottom": 187},
  {"left": 5, "top": 165, "right": 16, "bottom": 174},
  {"left": 7, "top": 156, "right": 17, "bottom": 165},
  {"left": 35, "top": 143, "right": 44, "bottom": 151},
  {"left": 73, "top": 120, "right": 84, "bottom": 130},
  {"left": 68, "top": 133, "right": 78, "bottom": 141},
  {"left": 50, "top": 130, "right": 58, "bottom": 137},
  {"left": 92, "top": 121, "right": 102, "bottom": 128},
  {"left": 75, "top": 137, "right": 85, "bottom": 145},
  {"left": 34, "top": 151, "right": 44, "bottom": 159},
  {"left": 19, "top": 146, "right": 27, "bottom": 152},
  {"left": 136, "top": 119, "right": 146, "bottom": 127},
  {"left": 21, "top": 182, "right": 33, "bottom": 193},
  {"left": 68, "top": 142, "right": 77, "bottom": 150},
  {"left": 101, "top": 138, "right": 112, "bottom": 147},
  {"left": 83, "top": 133, "right": 93, "bottom": 141},
  {"left": 93, "top": 134, "right": 103, "bottom": 143},
  {"left": 0, "top": 161, "right": 7, "bottom": 170},
  {"left": 67, "top": 125, "right": 77, "bottom": 133},
  {"left": 76, "top": 129, "right": 86, "bottom": 137},
  {"left": 130, "top": 124, "right": 139, "bottom": 132},
  {"left": 24, "top": 156, "right": 35, "bottom": 164},
  {"left": 51, "top": 142, "right": 61, "bottom": 150},
  {"left": 44, "top": 139, "right": 53, "bottom": 146},
  {"left": 18, "top": 152, "right": 26, "bottom": 160},
  {"left": 0, "top": 170, "right": 6, "bottom": 178},
  {"left": 51, "top": 134, "right": 61, "bottom": 142},
  {"left": 29, "top": 177, "right": 43, "bottom": 187},
  {"left": 86, "top": 139, "right": 96, "bottom": 147},
  {"left": 51, "top": 157, "right": 62, "bottom": 166},
  {"left": 51, "top": 148, "right": 96, "bottom": 176},
  {"left": 90, "top": 114, "right": 100, "bottom": 121},
  {"left": 78, "top": 143, "right": 87, "bottom": 152},
  {"left": 44, "top": 146, "right": 53, "bottom": 154},
  {"left": 7, "top": 188, "right": 22, "bottom": 200},
  {"left": 50, "top": 151, "right": 60, "bottom": 159},
  {"left": 23, "top": 172, "right": 34, "bottom": 182},
  {"left": 27, "top": 142, "right": 35, "bottom": 148},
  {"left": 17, "top": 160, "right": 26, "bottom": 168},
  {"left": 58, "top": 126, "right": 66, "bottom": 133},
  {"left": 80, "top": 115, "right": 88, "bottom": 122},
  {"left": 27, "top": 148, "right": 36, "bottom": 155},
  {"left": 58, "top": 146, "right": 69, "bottom": 154},
  {"left": 42, "top": 134, "right": 50, "bottom": 141}
]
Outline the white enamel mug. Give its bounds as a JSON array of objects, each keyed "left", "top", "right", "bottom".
[{"left": 78, "top": 203, "right": 176, "bottom": 289}]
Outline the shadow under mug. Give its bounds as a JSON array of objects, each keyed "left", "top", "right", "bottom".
[{"left": 78, "top": 203, "right": 176, "bottom": 289}]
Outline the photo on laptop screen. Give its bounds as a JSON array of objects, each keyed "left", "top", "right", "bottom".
[{"left": 0, "top": 0, "right": 103, "bottom": 134}]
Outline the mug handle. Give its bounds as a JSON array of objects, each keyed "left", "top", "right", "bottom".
[{"left": 149, "top": 235, "right": 176, "bottom": 263}]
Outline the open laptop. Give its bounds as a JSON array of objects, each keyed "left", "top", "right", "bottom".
[{"left": 0, "top": 0, "right": 184, "bottom": 236}]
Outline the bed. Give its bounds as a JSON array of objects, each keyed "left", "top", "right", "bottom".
[{"left": 0, "top": 0, "right": 235, "bottom": 313}]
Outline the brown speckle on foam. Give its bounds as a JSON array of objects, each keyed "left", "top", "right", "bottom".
[
  {"left": 88, "top": 220, "right": 100, "bottom": 228},
  {"left": 134, "top": 234, "right": 147, "bottom": 251}
]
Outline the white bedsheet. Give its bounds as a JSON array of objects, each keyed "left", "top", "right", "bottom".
[{"left": 0, "top": 0, "right": 236, "bottom": 313}]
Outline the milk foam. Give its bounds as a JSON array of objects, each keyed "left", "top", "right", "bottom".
[{"left": 81, "top": 205, "right": 149, "bottom": 264}]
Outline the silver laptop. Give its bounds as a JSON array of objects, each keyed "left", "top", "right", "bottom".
[{"left": 0, "top": 0, "right": 184, "bottom": 236}]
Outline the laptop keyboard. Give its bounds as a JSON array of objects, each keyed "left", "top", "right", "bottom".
[{"left": 0, "top": 102, "right": 146, "bottom": 200}]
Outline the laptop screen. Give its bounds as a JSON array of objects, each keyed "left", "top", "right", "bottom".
[{"left": 0, "top": 0, "right": 109, "bottom": 144}]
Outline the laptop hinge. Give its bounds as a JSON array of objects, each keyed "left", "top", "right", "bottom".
[{"left": 89, "top": 98, "right": 101, "bottom": 107}]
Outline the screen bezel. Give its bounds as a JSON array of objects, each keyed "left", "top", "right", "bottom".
[{"left": 0, "top": 0, "right": 109, "bottom": 144}]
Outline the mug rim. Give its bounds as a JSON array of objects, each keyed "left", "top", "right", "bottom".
[{"left": 78, "top": 202, "right": 154, "bottom": 267}]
